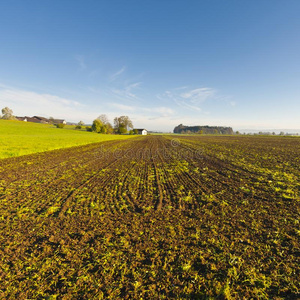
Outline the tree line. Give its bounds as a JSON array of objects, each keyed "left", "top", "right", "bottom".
[{"left": 174, "top": 124, "right": 234, "bottom": 135}]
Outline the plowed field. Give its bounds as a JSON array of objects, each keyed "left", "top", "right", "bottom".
[{"left": 0, "top": 136, "right": 299, "bottom": 299}]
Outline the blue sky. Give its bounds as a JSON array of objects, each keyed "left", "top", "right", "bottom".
[{"left": 0, "top": 0, "right": 300, "bottom": 131}]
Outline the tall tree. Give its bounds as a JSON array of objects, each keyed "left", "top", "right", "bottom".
[
  {"left": 97, "top": 114, "right": 109, "bottom": 125},
  {"left": 114, "top": 116, "right": 133, "bottom": 134},
  {"left": 1, "top": 107, "right": 15, "bottom": 120},
  {"left": 92, "top": 119, "right": 105, "bottom": 133},
  {"left": 96, "top": 114, "right": 113, "bottom": 133}
]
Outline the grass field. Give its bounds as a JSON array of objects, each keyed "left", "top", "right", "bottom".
[
  {"left": 0, "top": 120, "right": 135, "bottom": 158},
  {"left": 0, "top": 135, "right": 299, "bottom": 299}
]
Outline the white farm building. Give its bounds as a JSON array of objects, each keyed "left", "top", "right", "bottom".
[{"left": 136, "top": 129, "right": 148, "bottom": 135}]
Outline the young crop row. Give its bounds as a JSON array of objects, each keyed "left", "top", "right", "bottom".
[{"left": 0, "top": 135, "right": 299, "bottom": 299}]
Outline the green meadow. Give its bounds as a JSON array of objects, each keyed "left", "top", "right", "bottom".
[{"left": 0, "top": 120, "right": 135, "bottom": 159}]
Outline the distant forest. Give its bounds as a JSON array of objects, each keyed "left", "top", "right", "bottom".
[{"left": 174, "top": 124, "right": 234, "bottom": 134}]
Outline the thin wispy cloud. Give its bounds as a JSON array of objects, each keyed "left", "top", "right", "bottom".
[
  {"left": 112, "top": 103, "right": 136, "bottom": 112},
  {"left": 180, "top": 88, "right": 216, "bottom": 104},
  {"left": 111, "top": 82, "right": 142, "bottom": 100},
  {"left": 74, "top": 55, "right": 87, "bottom": 70},
  {"left": 151, "top": 107, "right": 174, "bottom": 117},
  {"left": 158, "top": 87, "right": 217, "bottom": 111},
  {"left": 110, "top": 66, "right": 126, "bottom": 81},
  {"left": 126, "top": 82, "right": 141, "bottom": 89}
]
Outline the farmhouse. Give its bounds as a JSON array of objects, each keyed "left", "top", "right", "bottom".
[
  {"left": 16, "top": 116, "right": 45, "bottom": 123},
  {"left": 136, "top": 129, "right": 148, "bottom": 135},
  {"left": 33, "top": 116, "right": 51, "bottom": 123},
  {"left": 16, "top": 117, "right": 28, "bottom": 122},
  {"left": 26, "top": 117, "right": 43, "bottom": 123}
]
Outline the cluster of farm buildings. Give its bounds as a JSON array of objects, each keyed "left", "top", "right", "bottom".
[{"left": 16, "top": 116, "right": 66, "bottom": 124}]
